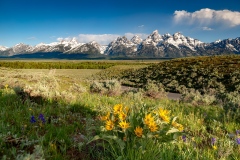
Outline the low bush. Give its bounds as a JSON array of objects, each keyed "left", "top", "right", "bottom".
[
  {"left": 143, "top": 80, "right": 167, "bottom": 99},
  {"left": 90, "top": 80, "right": 122, "bottom": 96}
]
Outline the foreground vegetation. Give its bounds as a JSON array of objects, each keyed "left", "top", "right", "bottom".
[{"left": 1, "top": 55, "right": 240, "bottom": 159}]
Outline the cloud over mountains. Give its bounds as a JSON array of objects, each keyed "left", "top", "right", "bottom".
[
  {"left": 56, "top": 33, "right": 148, "bottom": 45},
  {"left": 174, "top": 8, "right": 240, "bottom": 28}
]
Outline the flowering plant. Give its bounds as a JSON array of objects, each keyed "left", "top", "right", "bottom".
[{"left": 91, "top": 104, "right": 184, "bottom": 157}]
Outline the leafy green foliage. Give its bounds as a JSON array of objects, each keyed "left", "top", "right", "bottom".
[{"left": 122, "top": 55, "right": 240, "bottom": 93}]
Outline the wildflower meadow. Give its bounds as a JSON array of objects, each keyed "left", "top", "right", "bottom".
[{"left": 1, "top": 56, "right": 240, "bottom": 159}]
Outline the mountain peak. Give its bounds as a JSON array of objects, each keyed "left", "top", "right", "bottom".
[
  {"left": 0, "top": 46, "right": 8, "bottom": 51},
  {"left": 162, "top": 33, "right": 172, "bottom": 39},
  {"left": 14, "top": 43, "right": 26, "bottom": 47},
  {"left": 214, "top": 39, "right": 221, "bottom": 43},
  {"left": 89, "top": 40, "right": 98, "bottom": 44},
  {"left": 115, "top": 36, "right": 131, "bottom": 44},
  {"left": 71, "top": 37, "right": 78, "bottom": 43},
  {"left": 145, "top": 30, "right": 162, "bottom": 44},
  {"left": 131, "top": 35, "right": 142, "bottom": 44},
  {"left": 173, "top": 32, "right": 184, "bottom": 39},
  {"left": 152, "top": 30, "right": 159, "bottom": 34}
]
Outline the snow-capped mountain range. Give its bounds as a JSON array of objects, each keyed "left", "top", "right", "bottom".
[{"left": 0, "top": 30, "right": 239, "bottom": 58}]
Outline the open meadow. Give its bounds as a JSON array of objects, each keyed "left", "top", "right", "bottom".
[{"left": 1, "top": 56, "right": 240, "bottom": 159}]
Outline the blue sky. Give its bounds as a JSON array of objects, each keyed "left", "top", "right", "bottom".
[{"left": 0, "top": 0, "right": 240, "bottom": 47}]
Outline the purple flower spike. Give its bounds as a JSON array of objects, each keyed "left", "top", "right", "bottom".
[
  {"left": 182, "top": 135, "right": 187, "bottom": 142},
  {"left": 211, "top": 137, "right": 216, "bottom": 145},
  {"left": 236, "top": 138, "right": 240, "bottom": 145},
  {"left": 39, "top": 114, "right": 46, "bottom": 123},
  {"left": 30, "top": 115, "right": 36, "bottom": 123}
]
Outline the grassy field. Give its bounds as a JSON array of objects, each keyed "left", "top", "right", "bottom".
[
  {"left": 14, "top": 69, "right": 102, "bottom": 80},
  {"left": 1, "top": 56, "right": 240, "bottom": 159}
]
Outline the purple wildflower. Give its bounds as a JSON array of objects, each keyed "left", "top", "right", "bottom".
[
  {"left": 236, "top": 138, "right": 240, "bottom": 145},
  {"left": 30, "top": 115, "right": 36, "bottom": 123},
  {"left": 39, "top": 114, "right": 46, "bottom": 123},
  {"left": 182, "top": 135, "right": 187, "bottom": 142},
  {"left": 211, "top": 137, "right": 216, "bottom": 145},
  {"left": 236, "top": 130, "right": 240, "bottom": 135}
]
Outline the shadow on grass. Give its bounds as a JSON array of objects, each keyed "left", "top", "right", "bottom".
[{"left": 0, "top": 88, "right": 101, "bottom": 159}]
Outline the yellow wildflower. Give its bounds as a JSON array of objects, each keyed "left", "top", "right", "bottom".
[
  {"left": 105, "top": 120, "right": 114, "bottom": 131},
  {"left": 119, "top": 121, "right": 130, "bottom": 130},
  {"left": 159, "top": 108, "right": 170, "bottom": 123},
  {"left": 134, "top": 126, "right": 143, "bottom": 137},
  {"left": 159, "top": 108, "right": 170, "bottom": 115},
  {"left": 144, "top": 113, "right": 154, "bottom": 126},
  {"left": 172, "top": 121, "right": 178, "bottom": 127},
  {"left": 148, "top": 121, "right": 158, "bottom": 132},
  {"left": 177, "top": 124, "right": 184, "bottom": 132},
  {"left": 172, "top": 121, "right": 184, "bottom": 132},
  {"left": 101, "top": 112, "right": 110, "bottom": 121},
  {"left": 212, "top": 145, "right": 217, "bottom": 150},
  {"left": 113, "top": 104, "right": 123, "bottom": 115},
  {"left": 5, "top": 84, "right": 8, "bottom": 89},
  {"left": 119, "top": 112, "right": 127, "bottom": 121}
]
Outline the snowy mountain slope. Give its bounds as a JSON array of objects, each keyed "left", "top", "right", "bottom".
[
  {"left": 104, "top": 36, "right": 138, "bottom": 56},
  {"left": 0, "top": 46, "right": 8, "bottom": 51},
  {"left": 106, "top": 30, "right": 239, "bottom": 57},
  {"left": 0, "top": 30, "right": 239, "bottom": 58}
]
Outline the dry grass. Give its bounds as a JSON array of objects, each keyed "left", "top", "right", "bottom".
[
  {"left": 14, "top": 69, "right": 102, "bottom": 80},
  {"left": 0, "top": 68, "right": 101, "bottom": 90}
]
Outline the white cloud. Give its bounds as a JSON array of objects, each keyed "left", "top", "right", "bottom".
[
  {"left": 57, "top": 37, "right": 64, "bottom": 41},
  {"left": 77, "top": 34, "right": 120, "bottom": 45},
  {"left": 27, "top": 36, "right": 37, "bottom": 40},
  {"left": 202, "top": 27, "right": 213, "bottom": 31},
  {"left": 138, "top": 25, "right": 144, "bottom": 28},
  {"left": 174, "top": 8, "right": 240, "bottom": 27},
  {"left": 124, "top": 33, "right": 148, "bottom": 40},
  {"left": 56, "top": 33, "right": 149, "bottom": 45}
]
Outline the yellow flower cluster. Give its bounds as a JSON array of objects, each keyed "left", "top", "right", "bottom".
[
  {"left": 158, "top": 108, "right": 170, "bottom": 123},
  {"left": 144, "top": 114, "right": 158, "bottom": 132},
  {"left": 134, "top": 126, "right": 143, "bottom": 137},
  {"left": 113, "top": 104, "right": 122, "bottom": 114},
  {"left": 105, "top": 120, "right": 114, "bottom": 131},
  {"left": 100, "top": 104, "right": 184, "bottom": 140},
  {"left": 100, "top": 112, "right": 110, "bottom": 121},
  {"left": 101, "top": 104, "right": 130, "bottom": 131},
  {"left": 119, "top": 121, "right": 130, "bottom": 130}
]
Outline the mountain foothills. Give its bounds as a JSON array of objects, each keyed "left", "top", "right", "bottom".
[{"left": 0, "top": 30, "right": 239, "bottom": 58}]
